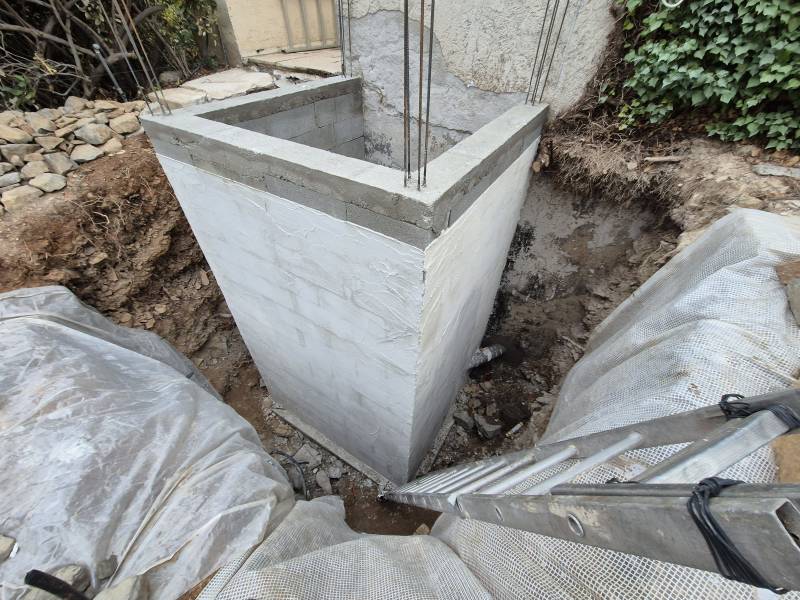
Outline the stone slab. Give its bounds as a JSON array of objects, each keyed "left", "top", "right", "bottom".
[{"left": 182, "top": 68, "right": 276, "bottom": 101}]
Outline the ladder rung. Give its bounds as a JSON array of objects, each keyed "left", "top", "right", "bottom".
[
  {"left": 434, "top": 462, "right": 509, "bottom": 493},
  {"left": 638, "top": 410, "right": 790, "bottom": 484},
  {"left": 522, "top": 433, "right": 642, "bottom": 496},
  {"left": 477, "top": 445, "right": 578, "bottom": 495},
  {"left": 441, "top": 448, "right": 538, "bottom": 497}
]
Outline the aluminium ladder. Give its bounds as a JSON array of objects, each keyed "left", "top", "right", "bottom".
[{"left": 383, "top": 389, "right": 800, "bottom": 593}]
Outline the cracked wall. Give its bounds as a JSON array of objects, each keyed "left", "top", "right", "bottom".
[{"left": 349, "top": 1, "right": 614, "bottom": 166}]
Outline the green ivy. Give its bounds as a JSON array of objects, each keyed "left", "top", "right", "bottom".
[{"left": 618, "top": 0, "right": 800, "bottom": 150}]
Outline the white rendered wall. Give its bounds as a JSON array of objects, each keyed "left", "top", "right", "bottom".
[
  {"left": 158, "top": 156, "right": 425, "bottom": 482},
  {"left": 411, "top": 143, "right": 538, "bottom": 466}
]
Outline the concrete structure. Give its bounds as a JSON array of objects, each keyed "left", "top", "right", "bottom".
[
  {"left": 347, "top": 0, "right": 614, "bottom": 166},
  {"left": 143, "top": 77, "right": 545, "bottom": 482},
  {"left": 215, "top": 0, "right": 338, "bottom": 64}
]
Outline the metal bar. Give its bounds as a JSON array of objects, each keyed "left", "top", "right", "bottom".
[
  {"left": 530, "top": 389, "right": 800, "bottom": 464},
  {"left": 639, "top": 411, "right": 790, "bottom": 484},
  {"left": 525, "top": 0, "right": 551, "bottom": 104},
  {"left": 347, "top": 0, "right": 353, "bottom": 70},
  {"left": 92, "top": 43, "right": 127, "bottom": 101},
  {"left": 444, "top": 448, "right": 540, "bottom": 497},
  {"left": 414, "top": 462, "right": 499, "bottom": 493},
  {"left": 456, "top": 489, "right": 800, "bottom": 592},
  {"left": 111, "top": 0, "right": 166, "bottom": 115},
  {"left": 536, "top": 0, "right": 571, "bottom": 103},
  {"left": 403, "top": 0, "right": 410, "bottom": 186},
  {"left": 522, "top": 433, "right": 642, "bottom": 495},
  {"left": 531, "top": 0, "right": 560, "bottom": 103},
  {"left": 422, "top": 0, "right": 435, "bottom": 185},
  {"left": 416, "top": 0, "right": 425, "bottom": 190},
  {"left": 433, "top": 462, "right": 507, "bottom": 494},
  {"left": 478, "top": 445, "right": 577, "bottom": 495}
]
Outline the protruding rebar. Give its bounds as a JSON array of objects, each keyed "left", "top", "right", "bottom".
[
  {"left": 525, "top": 0, "right": 552, "bottom": 104},
  {"left": 537, "top": 0, "right": 572, "bottom": 103},
  {"left": 531, "top": 0, "right": 560, "bottom": 104},
  {"left": 403, "top": 0, "right": 410, "bottom": 186},
  {"left": 96, "top": 0, "right": 153, "bottom": 113},
  {"left": 416, "top": 0, "right": 425, "bottom": 190},
  {"left": 337, "top": 0, "right": 345, "bottom": 74},
  {"left": 422, "top": 0, "right": 435, "bottom": 186},
  {"left": 92, "top": 43, "right": 127, "bottom": 101}
]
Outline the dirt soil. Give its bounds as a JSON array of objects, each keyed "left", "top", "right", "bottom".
[{"left": 2, "top": 130, "right": 798, "bottom": 544}]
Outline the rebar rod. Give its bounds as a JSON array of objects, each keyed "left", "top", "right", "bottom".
[
  {"left": 92, "top": 43, "right": 127, "bottom": 101},
  {"left": 347, "top": 0, "right": 353, "bottom": 73},
  {"left": 422, "top": 0, "right": 435, "bottom": 186},
  {"left": 403, "top": 0, "right": 410, "bottom": 186},
  {"left": 118, "top": 0, "right": 172, "bottom": 114},
  {"left": 96, "top": 0, "right": 151, "bottom": 112},
  {"left": 531, "top": 0, "right": 560, "bottom": 104},
  {"left": 337, "top": 0, "right": 345, "bottom": 74},
  {"left": 537, "top": 0, "right": 571, "bottom": 103},
  {"left": 416, "top": 0, "right": 425, "bottom": 190},
  {"left": 525, "top": 0, "right": 552, "bottom": 104},
  {"left": 111, "top": 0, "right": 166, "bottom": 114}
]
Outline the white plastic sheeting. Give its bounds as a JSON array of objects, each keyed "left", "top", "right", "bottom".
[
  {"left": 433, "top": 209, "right": 800, "bottom": 599},
  {"left": 0, "top": 286, "right": 294, "bottom": 599}
]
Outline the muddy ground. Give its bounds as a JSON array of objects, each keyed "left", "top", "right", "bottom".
[{"left": 2, "top": 133, "right": 798, "bottom": 535}]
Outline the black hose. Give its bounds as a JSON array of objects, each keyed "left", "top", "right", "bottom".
[{"left": 271, "top": 449, "right": 309, "bottom": 500}]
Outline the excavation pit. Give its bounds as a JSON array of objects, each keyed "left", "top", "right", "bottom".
[{"left": 142, "top": 76, "right": 546, "bottom": 482}]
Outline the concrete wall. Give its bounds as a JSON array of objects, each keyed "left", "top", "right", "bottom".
[
  {"left": 215, "top": 0, "right": 338, "bottom": 62},
  {"left": 348, "top": 0, "right": 614, "bottom": 167},
  {"left": 143, "top": 78, "right": 546, "bottom": 482}
]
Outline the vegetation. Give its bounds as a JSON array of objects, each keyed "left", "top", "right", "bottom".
[
  {"left": 0, "top": 0, "right": 218, "bottom": 110},
  {"left": 615, "top": 0, "right": 800, "bottom": 150}
]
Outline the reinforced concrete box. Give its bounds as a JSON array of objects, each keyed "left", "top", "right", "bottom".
[{"left": 143, "top": 77, "right": 546, "bottom": 483}]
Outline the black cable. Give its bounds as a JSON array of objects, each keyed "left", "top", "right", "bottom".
[
  {"left": 687, "top": 478, "right": 788, "bottom": 594},
  {"left": 271, "top": 449, "right": 309, "bottom": 500},
  {"left": 718, "top": 393, "right": 800, "bottom": 429},
  {"left": 24, "top": 571, "right": 89, "bottom": 600}
]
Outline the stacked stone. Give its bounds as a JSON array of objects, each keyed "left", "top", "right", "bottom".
[{"left": 0, "top": 96, "right": 146, "bottom": 211}]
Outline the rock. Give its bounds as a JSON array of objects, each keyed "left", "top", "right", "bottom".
[
  {"left": 55, "top": 115, "right": 77, "bottom": 128},
  {"left": 123, "top": 100, "right": 146, "bottom": 112},
  {"left": 107, "top": 107, "right": 126, "bottom": 119},
  {"left": 21, "top": 565, "right": 90, "bottom": 599},
  {"left": 30, "top": 173, "right": 66, "bottom": 192},
  {"left": 54, "top": 564, "right": 90, "bottom": 591},
  {"left": 270, "top": 419, "right": 294, "bottom": 437},
  {"left": 0, "top": 110, "right": 24, "bottom": 126},
  {"left": 25, "top": 113, "right": 55, "bottom": 135},
  {"left": 414, "top": 524, "right": 431, "bottom": 535},
  {"left": 109, "top": 113, "right": 140, "bottom": 135},
  {"left": 95, "top": 113, "right": 109, "bottom": 125},
  {"left": 23, "top": 152, "right": 44, "bottom": 162},
  {"left": 64, "top": 96, "right": 89, "bottom": 114},
  {"left": 485, "top": 402, "right": 498, "bottom": 418},
  {"left": 9, "top": 155, "right": 23, "bottom": 168},
  {"left": 753, "top": 163, "right": 800, "bottom": 179},
  {"left": 315, "top": 469, "right": 333, "bottom": 495},
  {"left": 71, "top": 144, "right": 104, "bottom": 163},
  {"left": 35, "top": 136, "right": 64, "bottom": 151},
  {"left": 0, "top": 535, "right": 16, "bottom": 561},
  {"left": 0, "top": 124, "right": 33, "bottom": 144},
  {"left": 100, "top": 138, "right": 123, "bottom": 154},
  {"left": 44, "top": 152, "right": 77, "bottom": 175},
  {"left": 20, "top": 160, "right": 49, "bottom": 179},
  {"left": 94, "top": 99, "right": 122, "bottom": 111},
  {"left": 148, "top": 87, "right": 207, "bottom": 109},
  {"left": 0, "top": 172, "right": 21, "bottom": 187},
  {"left": 475, "top": 414, "right": 502, "bottom": 439},
  {"left": 159, "top": 70, "right": 182, "bottom": 86},
  {"left": 74, "top": 123, "right": 114, "bottom": 145},
  {"left": 126, "top": 127, "right": 145, "bottom": 138},
  {"left": 453, "top": 410, "right": 474, "bottom": 431},
  {"left": 95, "top": 576, "right": 148, "bottom": 600},
  {"left": 327, "top": 461, "right": 343, "bottom": 479},
  {"left": 734, "top": 194, "right": 764, "bottom": 210},
  {"left": 89, "top": 251, "right": 109, "bottom": 265},
  {"left": 1, "top": 185, "right": 41, "bottom": 210},
  {"left": 0, "top": 162, "right": 12, "bottom": 174},
  {"left": 38, "top": 108, "right": 63, "bottom": 120},
  {"left": 294, "top": 443, "right": 322, "bottom": 469},
  {"left": 182, "top": 68, "right": 276, "bottom": 101},
  {"left": 96, "top": 555, "right": 118, "bottom": 580}
]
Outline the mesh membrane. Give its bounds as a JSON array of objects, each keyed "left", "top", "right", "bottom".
[{"left": 202, "top": 209, "right": 800, "bottom": 599}]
